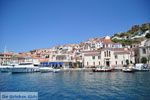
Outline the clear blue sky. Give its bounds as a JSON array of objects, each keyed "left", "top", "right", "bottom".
[{"left": 0, "top": 0, "right": 149, "bottom": 53}]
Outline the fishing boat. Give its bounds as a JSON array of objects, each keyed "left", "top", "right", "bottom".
[
  {"left": 93, "top": 67, "right": 114, "bottom": 72},
  {"left": 9, "top": 62, "right": 40, "bottom": 73}
]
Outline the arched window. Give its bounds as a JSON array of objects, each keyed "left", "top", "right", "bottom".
[{"left": 106, "top": 51, "right": 108, "bottom": 57}]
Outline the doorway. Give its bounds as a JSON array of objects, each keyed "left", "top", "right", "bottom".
[{"left": 106, "top": 61, "right": 110, "bottom": 67}]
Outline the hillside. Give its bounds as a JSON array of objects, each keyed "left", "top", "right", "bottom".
[{"left": 111, "top": 23, "right": 150, "bottom": 46}]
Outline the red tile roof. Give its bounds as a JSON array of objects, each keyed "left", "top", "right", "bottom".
[
  {"left": 103, "top": 39, "right": 112, "bottom": 44},
  {"left": 84, "top": 51, "right": 101, "bottom": 55},
  {"left": 130, "top": 54, "right": 134, "bottom": 57},
  {"left": 114, "top": 50, "right": 129, "bottom": 54}
]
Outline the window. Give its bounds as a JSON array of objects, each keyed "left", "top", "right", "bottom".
[
  {"left": 109, "top": 51, "right": 111, "bottom": 57},
  {"left": 93, "top": 62, "right": 95, "bottom": 65},
  {"left": 87, "top": 62, "right": 88, "bottom": 65},
  {"left": 92, "top": 56, "right": 95, "bottom": 60},
  {"left": 99, "top": 61, "right": 100, "bottom": 65},
  {"left": 104, "top": 52, "right": 106, "bottom": 57},
  {"left": 115, "top": 55, "right": 118, "bottom": 59},
  {"left": 116, "top": 61, "right": 117, "bottom": 65},
  {"left": 142, "top": 48, "right": 146, "bottom": 54},
  {"left": 122, "top": 61, "right": 123, "bottom": 65},
  {"left": 106, "top": 51, "right": 108, "bottom": 57},
  {"left": 98, "top": 56, "right": 101, "bottom": 59}
]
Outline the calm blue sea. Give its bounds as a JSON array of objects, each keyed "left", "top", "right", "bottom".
[{"left": 0, "top": 72, "right": 150, "bottom": 100}]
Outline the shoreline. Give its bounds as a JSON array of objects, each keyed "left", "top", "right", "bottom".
[{"left": 60, "top": 68, "right": 150, "bottom": 72}]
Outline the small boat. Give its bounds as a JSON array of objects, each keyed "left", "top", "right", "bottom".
[
  {"left": 93, "top": 67, "right": 114, "bottom": 72},
  {"left": 133, "top": 63, "right": 149, "bottom": 71},
  {"left": 9, "top": 62, "right": 40, "bottom": 73},
  {"left": 89, "top": 72, "right": 93, "bottom": 74},
  {"left": 40, "top": 67, "right": 53, "bottom": 73},
  {"left": 122, "top": 67, "right": 134, "bottom": 72},
  {"left": 53, "top": 69, "right": 60, "bottom": 73}
]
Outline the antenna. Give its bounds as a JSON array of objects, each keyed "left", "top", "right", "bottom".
[{"left": 4, "top": 45, "right": 8, "bottom": 53}]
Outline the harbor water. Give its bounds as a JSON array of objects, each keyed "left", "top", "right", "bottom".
[{"left": 0, "top": 72, "right": 150, "bottom": 100}]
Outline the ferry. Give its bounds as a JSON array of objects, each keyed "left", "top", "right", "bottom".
[
  {"left": 0, "top": 65, "right": 12, "bottom": 72},
  {"left": 9, "top": 62, "right": 40, "bottom": 73}
]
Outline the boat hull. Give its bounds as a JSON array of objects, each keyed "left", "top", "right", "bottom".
[
  {"left": 40, "top": 68, "right": 53, "bottom": 73},
  {"left": 53, "top": 69, "right": 60, "bottom": 73},
  {"left": 122, "top": 68, "right": 134, "bottom": 72},
  {"left": 0, "top": 66, "right": 12, "bottom": 72},
  {"left": 10, "top": 67, "right": 39, "bottom": 73},
  {"left": 93, "top": 68, "right": 114, "bottom": 72}
]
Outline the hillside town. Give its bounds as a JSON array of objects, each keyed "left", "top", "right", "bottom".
[
  {"left": 1, "top": 23, "right": 150, "bottom": 69},
  {"left": 0, "top": 30, "right": 150, "bottom": 69}
]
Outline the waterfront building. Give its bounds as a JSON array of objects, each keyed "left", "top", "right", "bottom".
[
  {"left": 102, "top": 36, "right": 113, "bottom": 48},
  {"left": 83, "top": 36, "right": 131, "bottom": 68},
  {"left": 135, "top": 39, "right": 150, "bottom": 65},
  {"left": 83, "top": 48, "right": 130, "bottom": 68},
  {"left": 0, "top": 52, "right": 13, "bottom": 65}
]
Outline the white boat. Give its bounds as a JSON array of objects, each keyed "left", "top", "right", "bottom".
[
  {"left": 0, "top": 65, "right": 12, "bottom": 72},
  {"left": 40, "top": 67, "right": 53, "bottom": 73},
  {"left": 53, "top": 69, "right": 60, "bottom": 73},
  {"left": 93, "top": 67, "right": 114, "bottom": 72},
  {"left": 9, "top": 62, "right": 40, "bottom": 73},
  {"left": 122, "top": 67, "right": 134, "bottom": 72},
  {"left": 133, "top": 63, "right": 148, "bottom": 71}
]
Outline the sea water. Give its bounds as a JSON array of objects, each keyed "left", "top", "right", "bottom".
[{"left": 0, "top": 72, "right": 150, "bottom": 100}]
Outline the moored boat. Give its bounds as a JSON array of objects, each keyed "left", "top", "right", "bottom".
[
  {"left": 93, "top": 67, "right": 114, "bottom": 72},
  {"left": 9, "top": 62, "right": 40, "bottom": 73},
  {"left": 122, "top": 67, "right": 134, "bottom": 72},
  {"left": 0, "top": 65, "right": 12, "bottom": 72},
  {"left": 40, "top": 67, "right": 53, "bottom": 73},
  {"left": 53, "top": 69, "right": 60, "bottom": 73}
]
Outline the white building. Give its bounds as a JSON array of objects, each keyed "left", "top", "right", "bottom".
[{"left": 83, "top": 48, "right": 131, "bottom": 68}]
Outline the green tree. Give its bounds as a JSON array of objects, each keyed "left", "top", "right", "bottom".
[
  {"left": 120, "top": 32, "right": 126, "bottom": 37},
  {"left": 141, "top": 57, "right": 147, "bottom": 64},
  {"left": 111, "top": 39, "right": 120, "bottom": 43},
  {"left": 114, "top": 33, "right": 119, "bottom": 37}
]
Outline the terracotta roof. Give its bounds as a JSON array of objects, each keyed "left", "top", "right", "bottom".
[
  {"left": 84, "top": 51, "right": 101, "bottom": 55},
  {"left": 40, "top": 58, "right": 49, "bottom": 62},
  {"left": 114, "top": 50, "right": 129, "bottom": 54},
  {"left": 0, "top": 53, "right": 13, "bottom": 56},
  {"left": 103, "top": 39, "right": 112, "bottom": 44},
  {"left": 130, "top": 54, "right": 134, "bottom": 57},
  {"left": 84, "top": 52, "right": 100, "bottom": 55}
]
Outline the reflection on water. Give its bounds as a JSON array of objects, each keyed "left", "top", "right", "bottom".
[{"left": 0, "top": 72, "right": 150, "bottom": 100}]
